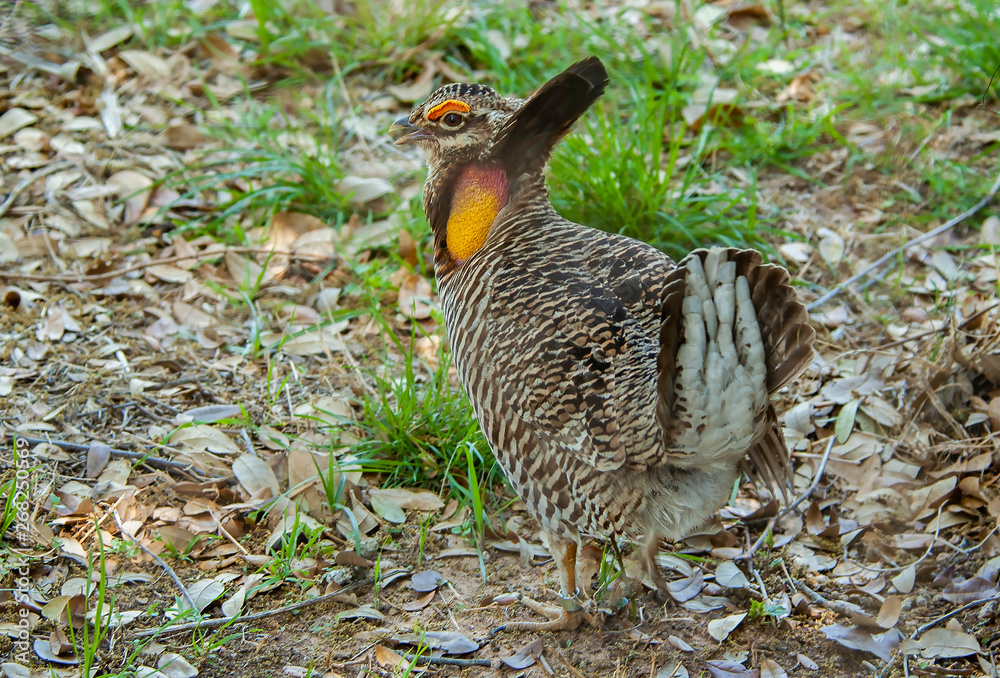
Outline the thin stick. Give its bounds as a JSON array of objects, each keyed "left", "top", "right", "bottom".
[
  {"left": 0, "top": 246, "right": 331, "bottom": 283},
  {"left": 0, "top": 161, "right": 75, "bottom": 219},
  {"left": 549, "top": 644, "right": 588, "bottom": 678},
  {"left": 792, "top": 578, "right": 867, "bottom": 619},
  {"left": 132, "top": 576, "right": 373, "bottom": 638},
  {"left": 13, "top": 435, "right": 211, "bottom": 475},
  {"left": 111, "top": 509, "right": 196, "bottom": 610},
  {"left": 912, "top": 591, "right": 1000, "bottom": 637},
  {"left": 741, "top": 435, "right": 835, "bottom": 560},
  {"left": 878, "top": 586, "right": 1000, "bottom": 677},
  {"left": 404, "top": 654, "right": 492, "bottom": 668},
  {"left": 807, "top": 169, "right": 1000, "bottom": 311}
]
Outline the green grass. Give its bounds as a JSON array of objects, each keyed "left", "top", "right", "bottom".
[
  {"left": 910, "top": 0, "right": 1000, "bottom": 100},
  {"left": 550, "top": 70, "right": 766, "bottom": 260},
  {"left": 160, "top": 81, "right": 356, "bottom": 241},
  {"left": 342, "top": 324, "right": 499, "bottom": 505}
]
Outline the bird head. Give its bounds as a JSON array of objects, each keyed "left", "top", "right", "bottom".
[
  {"left": 389, "top": 83, "right": 521, "bottom": 173},
  {"left": 389, "top": 58, "right": 609, "bottom": 272},
  {"left": 389, "top": 57, "right": 608, "bottom": 185}
]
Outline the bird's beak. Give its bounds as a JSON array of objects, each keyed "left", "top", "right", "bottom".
[{"left": 389, "top": 117, "right": 431, "bottom": 145}]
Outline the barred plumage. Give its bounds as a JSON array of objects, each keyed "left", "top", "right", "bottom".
[{"left": 390, "top": 57, "right": 815, "bottom": 630}]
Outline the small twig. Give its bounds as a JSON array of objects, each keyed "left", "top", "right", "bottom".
[
  {"left": 845, "top": 504, "right": 946, "bottom": 574},
  {"left": 753, "top": 569, "right": 771, "bottom": 604},
  {"left": 807, "top": 169, "right": 1000, "bottom": 310},
  {"left": 878, "top": 586, "right": 1000, "bottom": 677},
  {"left": 792, "top": 578, "right": 867, "bottom": 619},
  {"left": 132, "top": 576, "right": 374, "bottom": 638},
  {"left": 403, "top": 654, "right": 492, "bottom": 668},
  {"left": 874, "top": 301, "right": 1000, "bottom": 351},
  {"left": 0, "top": 161, "right": 75, "bottom": 219},
  {"left": 13, "top": 435, "right": 213, "bottom": 476},
  {"left": 0, "top": 0, "right": 23, "bottom": 38},
  {"left": 911, "top": 591, "right": 1000, "bottom": 638},
  {"left": 216, "top": 521, "right": 249, "bottom": 556},
  {"left": 111, "top": 509, "right": 196, "bottom": 611},
  {"left": 548, "top": 643, "right": 588, "bottom": 678},
  {"left": 0, "top": 246, "right": 332, "bottom": 283},
  {"left": 742, "top": 435, "right": 835, "bottom": 560},
  {"left": 981, "top": 63, "right": 1000, "bottom": 116}
]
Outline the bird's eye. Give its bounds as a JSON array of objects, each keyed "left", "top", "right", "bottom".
[{"left": 441, "top": 112, "right": 464, "bottom": 127}]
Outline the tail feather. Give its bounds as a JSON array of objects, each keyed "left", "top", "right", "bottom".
[{"left": 657, "top": 247, "right": 814, "bottom": 495}]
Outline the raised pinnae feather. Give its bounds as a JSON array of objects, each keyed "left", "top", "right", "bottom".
[{"left": 492, "top": 56, "right": 609, "bottom": 181}]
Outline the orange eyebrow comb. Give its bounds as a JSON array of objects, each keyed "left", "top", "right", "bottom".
[{"left": 427, "top": 99, "right": 471, "bottom": 121}]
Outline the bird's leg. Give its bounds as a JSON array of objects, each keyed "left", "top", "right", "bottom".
[
  {"left": 642, "top": 533, "right": 669, "bottom": 596},
  {"left": 501, "top": 535, "right": 598, "bottom": 631}
]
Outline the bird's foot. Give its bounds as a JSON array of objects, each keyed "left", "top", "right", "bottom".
[{"left": 492, "top": 590, "right": 599, "bottom": 633}]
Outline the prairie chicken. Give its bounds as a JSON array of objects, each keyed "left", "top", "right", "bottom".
[{"left": 390, "top": 57, "right": 814, "bottom": 631}]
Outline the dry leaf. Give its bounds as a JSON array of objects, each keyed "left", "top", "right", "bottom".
[
  {"left": 369, "top": 488, "right": 444, "bottom": 511},
  {"left": 392, "top": 630, "right": 478, "bottom": 655},
  {"left": 704, "top": 659, "right": 756, "bottom": 678},
  {"left": 410, "top": 570, "right": 446, "bottom": 592},
  {"left": 667, "top": 570, "right": 704, "bottom": 603},
  {"left": 501, "top": 638, "right": 542, "bottom": 670},
  {"left": 796, "top": 654, "right": 819, "bottom": 670},
  {"left": 158, "top": 652, "right": 198, "bottom": 678},
  {"left": 716, "top": 561, "right": 749, "bottom": 589},
  {"left": 914, "top": 619, "right": 981, "bottom": 658},
  {"left": 335, "top": 605, "right": 384, "bottom": 622},
  {"left": 759, "top": 658, "right": 787, "bottom": 678},
  {"left": 232, "top": 454, "right": 280, "bottom": 499},
  {"left": 668, "top": 634, "right": 694, "bottom": 652},
  {"left": 708, "top": 612, "right": 747, "bottom": 642},
  {"left": 398, "top": 273, "right": 434, "bottom": 320},
  {"left": 821, "top": 624, "right": 901, "bottom": 662},
  {"left": 401, "top": 590, "right": 435, "bottom": 612},
  {"left": 337, "top": 176, "right": 393, "bottom": 205},
  {"left": 369, "top": 492, "right": 406, "bottom": 524},
  {"left": 0, "top": 108, "right": 38, "bottom": 138},
  {"left": 85, "top": 441, "right": 111, "bottom": 478},
  {"left": 374, "top": 645, "right": 409, "bottom": 669},
  {"left": 875, "top": 595, "right": 901, "bottom": 629},
  {"left": 656, "top": 661, "right": 690, "bottom": 678}
]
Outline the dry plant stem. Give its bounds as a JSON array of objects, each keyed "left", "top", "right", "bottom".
[
  {"left": 549, "top": 644, "right": 588, "bottom": 678},
  {"left": 807, "top": 168, "right": 1000, "bottom": 311},
  {"left": 216, "top": 521, "right": 250, "bottom": 555},
  {"left": 742, "top": 435, "right": 836, "bottom": 560},
  {"left": 792, "top": 579, "right": 867, "bottom": 619},
  {"left": 132, "top": 576, "right": 374, "bottom": 638},
  {"left": 0, "top": 161, "right": 75, "bottom": 219},
  {"left": 111, "top": 509, "right": 196, "bottom": 610},
  {"left": 878, "top": 591, "right": 1000, "bottom": 678},
  {"left": 874, "top": 301, "right": 1000, "bottom": 352},
  {"left": 13, "top": 435, "right": 212, "bottom": 475},
  {"left": 913, "top": 591, "right": 1000, "bottom": 637},
  {"left": 404, "top": 655, "right": 492, "bottom": 668},
  {"left": 846, "top": 504, "right": 970, "bottom": 576},
  {"left": 0, "top": 247, "right": 332, "bottom": 283},
  {"left": 0, "top": 0, "right": 22, "bottom": 37}
]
